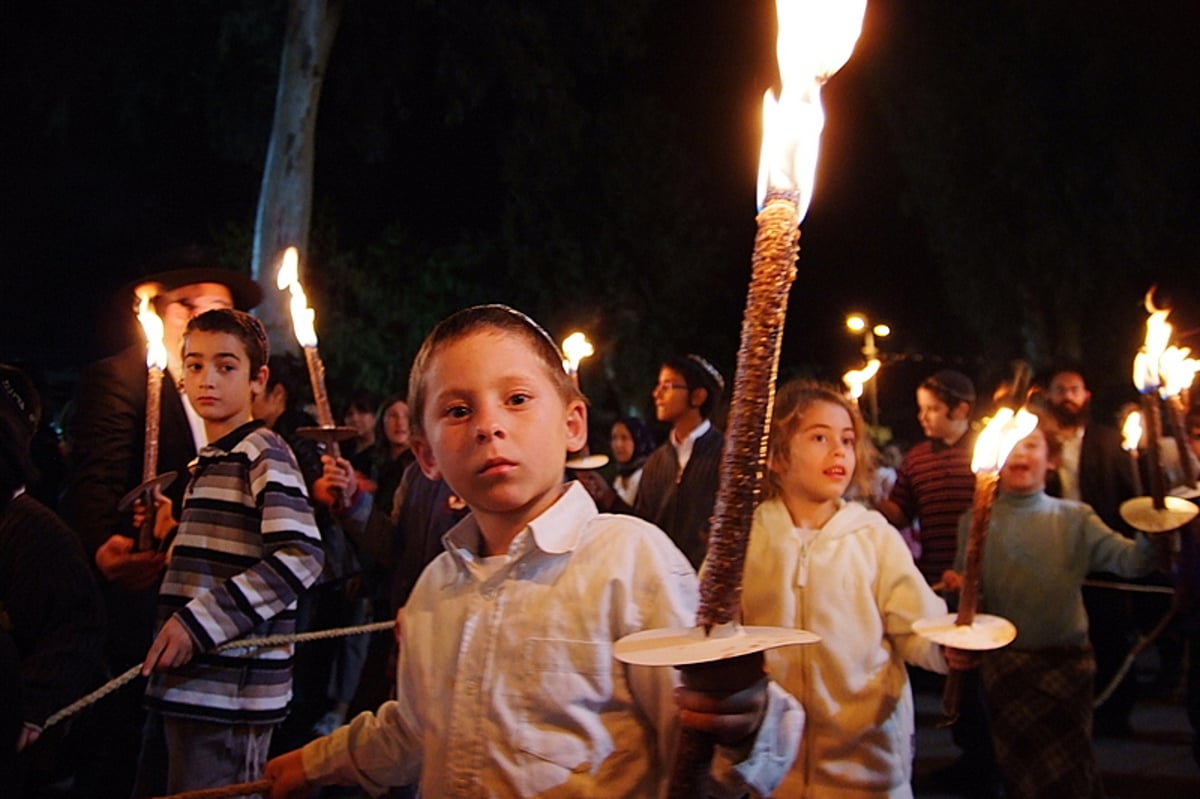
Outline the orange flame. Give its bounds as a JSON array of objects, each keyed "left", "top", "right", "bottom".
[
  {"left": 971, "top": 407, "right": 1039, "bottom": 475},
  {"left": 276, "top": 247, "right": 318, "bottom": 348},
  {"left": 561, "top": 331, "right": 594, "bottom": 373},
  {"left": 842, "top": 358, "right": 880, "bottom": 400},
  {"left": 756, "top": 0, "right": 866, "bottom": 214},
  {"left": 1121, "top": 410, "right": 1142, "bottom": 452},
  {"left": 135, "top": 287, "right": 168, "bottom": 370}
]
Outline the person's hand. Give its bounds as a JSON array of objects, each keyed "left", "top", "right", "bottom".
[
  {"left": 141, "top": 616, "right": 197, "bottom": 677},
  {"left": 940, "top": 569, "right": 963, "bottom": 593},
  {"left": 264, "top": 749, "right": 314, "bottom": 799},
  {"left": 943, "top": 646, "right": 981, "bottom": 671},
  {"left": 313, "top": 455, "right": 356, "bottom": 507},
  {"left": 16, "top": 722, "right": 41, "bottom": 752},
  {"left": 675, "top": 652, "right": 768, "bottom": 747},
  {"left": 94, "top": 534, "right": 166, "bottom": 590},
  {"left": 574, "top": 470, "right": 615, "bottom": 510},
  {"left": 131, "top": 487, "right": 175, "bottom": 541}
]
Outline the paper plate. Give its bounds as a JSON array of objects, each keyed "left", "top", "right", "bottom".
[
  {"left": 912, "top": 613, "right": 1017, "bottom": 651},
  {"left": 614, "top": 622, "right": 820, "bottom": 667},
  {"left": 1118, "top": 495, "right": 1198, "bottom": 533},
  {"left": 1168, "top": 484, "right": 1200, "bottom": 500},
  {"left": 565, "top": 453, "right": 609, "bottom": 470},
  {"left": 117, "top": 471, "right": 179, "bottom": 511}
]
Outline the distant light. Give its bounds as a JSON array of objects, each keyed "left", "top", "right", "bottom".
[
  {"left": 873, "top": 323, "right": 891, "bottom": 338},
  {"left": 845, "top": 314, "right": 866, "bottom": 332}
]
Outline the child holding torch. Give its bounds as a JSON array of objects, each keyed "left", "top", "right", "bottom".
[
  {"left": 264, "top": 304, "right": 804, "bottom": 798},
  {"left": 740, "top": 379, "right": 969, "bottom": 797},
  {"left": 944, "top": 412, "right": 1169, "bottom": 798}
]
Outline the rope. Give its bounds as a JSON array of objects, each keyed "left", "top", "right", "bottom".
[
  {"left": 1082, "top": 578, "right": 1175, "bottom": 596},
  {"left": 151, "top": 778, "right": 273, "bottom": 799},
  {"left": 42, "top": 619, "right": 394, "bottom": 730}
]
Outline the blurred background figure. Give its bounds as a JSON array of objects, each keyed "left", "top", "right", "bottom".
[
  {"left": 609, "top": 416, "right": 656, "bottom": 506},
  {"left": 1, "top": 363, "right": 105, "bottom": 798}
]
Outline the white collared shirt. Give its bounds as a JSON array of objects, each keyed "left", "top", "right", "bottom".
[
  {"left": 303, "top": 482, "right": 803, "bottom": 797},
  {"left": 671, "top": 418, "right": 712, "bottom": 477},
  {"left": 1057, "top": 426, "right": 1084, "bottom": 501}
]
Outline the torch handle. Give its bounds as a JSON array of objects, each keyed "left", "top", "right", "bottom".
[
  {"left": 667, "top": 729, "right": 716, "bottom": 798},
  {"left": 135, "top": 487, "right": 157, "bottom": 552},
  {"left": 1142, "top": 393, "right": 1166, "bottom": 510},
  {"left": 941, "top": 668, "right": 963, "bottom": 724}
]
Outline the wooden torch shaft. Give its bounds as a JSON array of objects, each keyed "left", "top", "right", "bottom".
[
  {"left": 138, "top": 365, "right": 164, "bottom": 551},
  {"left": 668, "top": 194, "right": 799, "bottom": 798},
  {"left": 942, "top": 471, "right": 997, "bottom": 721},
  {"left": 1168, "top": 395, "right": 1196, "bottom": 489},
  {"left": 1142, "top": 393, "right": 1165, "bottom": 510},
  {"left": 303, "top": 345, "right": 341, "bottom": 459}
]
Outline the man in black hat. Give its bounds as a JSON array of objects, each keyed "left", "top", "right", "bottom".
[{"left": 60, "top": 249, "right": 261, "bottom": 799}]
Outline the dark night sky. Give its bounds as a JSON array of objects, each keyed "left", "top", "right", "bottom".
[{"left": 2, "top": 2, "right": 1197, "bottom": 443}]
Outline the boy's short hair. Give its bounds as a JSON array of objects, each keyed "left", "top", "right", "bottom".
[
  {"left": 408, "top": 304, "right": 583, "bottom": 439},
  {"left": 919, "top": 369, "right": 975, "bottom": 411},
  {"left": 345, "top": 388, "right": 379, "bottom": 416},
  {"left": 184, "top": 308, "right": 270, "bottom": 374},
  {"left": 662, "top": 353, "right": 725, "bottom": 419},
  {"left": 764, "top": 378, "right": 874, "bottom": 501}
]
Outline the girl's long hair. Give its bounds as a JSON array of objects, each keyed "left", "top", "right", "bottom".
[{"left": 763, "top": 378, "right": 876, "bottom": 502}]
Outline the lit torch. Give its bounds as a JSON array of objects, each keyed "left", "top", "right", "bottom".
[
  {"left": 560, "top": 331, "right": 594, "bottom": 391},
  {"left": 1121, "top": 409, "right": 1144, "bottom": 497},
  {"left": 1160, "top": 345, "right": 1198, "bottom": 492},
  {"left": 276, "top": 247, "right": 356, "bottom": 456},
  {"left": 913, "top": 408, "right": 1033, "bottom": 721},
  {"left": 125, "top": 287, "right": 174, "bottom": 551},
  {"left": 614, "top": 2, "right": 865, "bottom": 792},
  {"left": 843, "top": 358, "right": 881, "bottom": 404},
  {"left": 1119, "top": 290, "right": 1196, "bottom": 534}
]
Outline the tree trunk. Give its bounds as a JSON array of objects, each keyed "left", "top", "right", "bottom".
[{"left": 252, "top": 0, "right": 343, "bottom": 354}]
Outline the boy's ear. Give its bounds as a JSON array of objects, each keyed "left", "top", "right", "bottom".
[
  {"left": 688, "top": 386, "right": 708, "bottom": 410},
  {"left": 411, "top": 438, "right": 442, "bottom": 481},
  {"left": 564, "top": 398, "right": 588, "bottom": 452},
  {"left": 250, "top": 364, "right": 269, "bottom": 396}
]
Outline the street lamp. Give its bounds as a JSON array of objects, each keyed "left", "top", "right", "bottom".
[{"left": 846, "top": 314, "right": 890, "bottom": 428}]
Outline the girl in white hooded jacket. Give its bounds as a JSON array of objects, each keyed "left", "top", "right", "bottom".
[{"left": 742, "top": 380, "right": 960, "bottom": 798}]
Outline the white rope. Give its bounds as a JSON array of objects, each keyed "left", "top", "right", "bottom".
[{"left": 42, "top": 619, "right": 394, "bottom": 730}]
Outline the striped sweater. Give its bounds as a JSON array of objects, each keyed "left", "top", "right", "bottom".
[
  {"left": 145, "top": 421, "right": 324, "bottom": 724},
  {"left": 887, "top": 435, "right": 975, "bottom": 584}
]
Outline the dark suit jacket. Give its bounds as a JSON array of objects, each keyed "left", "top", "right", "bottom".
[
  {"left": 632, "top": 425, "right": 724, "bottom": 568},
  {"left": 61, "top": 344, "right": 197, "bottom": 662},
  {"left": 1048, "top": 421, "right": 1137, "bottom": 533}
]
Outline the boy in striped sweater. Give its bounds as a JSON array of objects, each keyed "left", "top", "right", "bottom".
[{"left": 132, "top": 308, "right": 324, "bottom": 797}]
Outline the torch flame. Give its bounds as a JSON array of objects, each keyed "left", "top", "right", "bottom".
[
  {"left": 1159, "top": 346, "right": 1198, "bottom": 397},
  {"left": 1121, "top": 410, "right": 1143, "bottom": 453},
  {"left": 971, "top": 407, "right": 1039, "bottom": 475},
  {"left": 135, "top": 288, "right": 168, "bottom": 371},
  {"left": 1132, "top": 304, "right": 1172, "bottom": 394},
  {"left": 756, "top": 0, "right": 867, "bottom": 214},
  {"left": 561, "top": 332, "right": 594, "bottom": 373},
  {"left": 276, "top": 246, "right": 318, "bottom": 348},
  {"left": 842, "top": 358, "right": 880, "bottom": 400}
]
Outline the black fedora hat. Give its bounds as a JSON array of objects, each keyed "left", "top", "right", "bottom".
[{"left": 130, "top": 244, "right": 263, "bottom": 311}]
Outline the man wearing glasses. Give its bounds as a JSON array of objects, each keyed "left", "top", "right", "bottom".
[{"left": 593, "top": 354, "right": 725, "bottom": 569}]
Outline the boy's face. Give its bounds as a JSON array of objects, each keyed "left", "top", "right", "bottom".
[
  {"left": 411, "top": 330, "right": 586, "bottom": 530},
  {"left": 999, "top": 427, "right": 1051, "bottom": 494},
  {"left": 916, "top": 387, "right": 965, "bottom": 443},
  {"left": 182, "top": 329, "right": 267, "bottom": 438},
  {"left": 652, "top": 366, "right": 699, "bottom": 425},
  {"left": 771, "top": 399, "right": 856, "bottom": 508}
]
